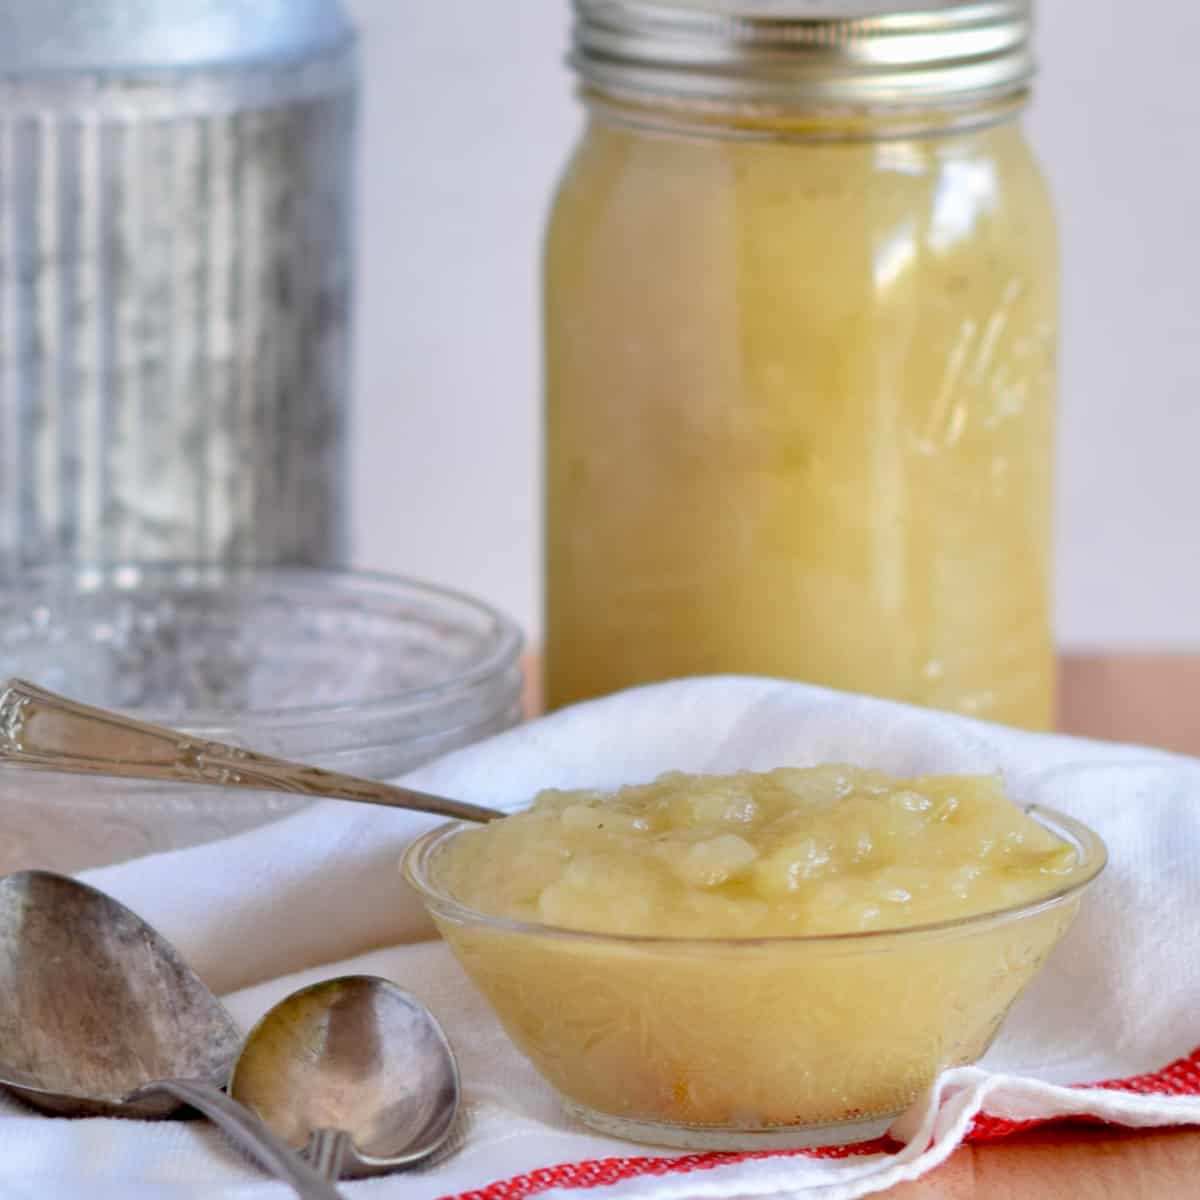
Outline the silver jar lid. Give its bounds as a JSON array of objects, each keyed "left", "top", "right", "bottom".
[{"left": 570, "top": 1, "right": 1035, "bottom": 108}]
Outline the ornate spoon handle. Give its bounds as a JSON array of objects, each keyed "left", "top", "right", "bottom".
[{"left": 0, "top": 678, "right": 503, "bottom": 824}]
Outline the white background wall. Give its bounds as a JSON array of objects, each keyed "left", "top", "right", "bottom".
[{"left": 342, "top": 0, "right": 1200, "bottom": 650}]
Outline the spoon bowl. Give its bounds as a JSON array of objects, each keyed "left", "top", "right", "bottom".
[
  {"left": 0, "top": 870, "right": 241, "bottom": 1118},
  {"left": 230, "top": 976, "right": 461, "bottom": 1178},
  {"left": 0, "top": 870, "right": 342, "bottom": 1199}
]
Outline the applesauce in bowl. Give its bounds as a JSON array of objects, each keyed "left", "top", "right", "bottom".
[{"left": 403, "top": 768, "right": 1106, "bottom": 1149}]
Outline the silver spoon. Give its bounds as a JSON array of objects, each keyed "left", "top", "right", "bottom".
[
  {"left": 0, "top": 678, "right": 505, "bottom": 822},
  {"left": 230, "top": 975, "right": 461, "bottom": 1179},
  {"left": 0, "top": 870, "right": 343, "bottom": 1200}
]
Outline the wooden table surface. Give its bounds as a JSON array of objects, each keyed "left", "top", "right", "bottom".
[
  {"left": 1058, "top": 653, "right": 1200, "bottom": 757},
  {"left": 527, "top": 652, "right": 1200, "bottom": 1197}
]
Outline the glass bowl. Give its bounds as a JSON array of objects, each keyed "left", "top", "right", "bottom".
[
  {"left": 0, "top": 564, "right": 523, "bottom": 873},
  {"left": 403, "top": 805, "right": 1106, "bottom": 1150}
]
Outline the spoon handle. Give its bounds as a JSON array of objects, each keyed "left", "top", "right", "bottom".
[
  {"left": 306, "top": 1128, "right": 352, "bottom": 1179},
  {"left": 136, "top": 1079, "right": 344, "bottom": 1200},
  {"left": 0, "top": 678, "right": 503, "bottom": 823}
]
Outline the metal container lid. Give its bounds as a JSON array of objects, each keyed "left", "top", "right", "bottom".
[
  {"left": 571, "top": 1, "right": 1035, "bottom": 108},
  {"left": 0, "top": 0, "right": 353, "bottom": 77}
]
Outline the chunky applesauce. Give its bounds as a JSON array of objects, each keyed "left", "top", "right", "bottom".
[
  {"left": 437, "top": 766, "right": 1077, "bottom": 937},
  {"left": 417, "top": 767, "right": 1098, "bottom": 1141},
  {"left": 544, "top": 108, "right": 1058, "bottom": 729}
]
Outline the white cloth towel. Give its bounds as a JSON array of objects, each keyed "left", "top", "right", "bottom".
[{"left": 2, "top": 676, "right": 1198, "bottom": 1199}]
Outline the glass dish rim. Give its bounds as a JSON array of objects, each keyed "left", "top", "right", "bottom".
[
  {"left": 402, "top": 803, "right": 1107, "bottom": 950},
  {"left": 0, "top": 562, "right": 525, "bottom": 730}
]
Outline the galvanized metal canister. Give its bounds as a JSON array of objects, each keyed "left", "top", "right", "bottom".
[{"left": 0, "top": 0, "right": 356, "bottom": 567}]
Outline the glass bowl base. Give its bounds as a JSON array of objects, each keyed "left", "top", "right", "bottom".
[{"left": 564, "top": 1101, "right": 897, "bottom": 1151}]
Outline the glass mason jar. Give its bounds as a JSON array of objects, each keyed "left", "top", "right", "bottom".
[{"left": 544, "top": 0, "right": 1058, "bottom": 729}]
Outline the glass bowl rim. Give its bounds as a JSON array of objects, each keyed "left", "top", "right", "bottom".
[
  {"left": 0, "top": 562, "right": 524, "bottom": 731},
  {"left": 402, "top": 803, "right": 1107, "bottom": 949}
]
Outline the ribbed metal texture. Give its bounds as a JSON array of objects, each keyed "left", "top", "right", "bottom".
[{"left": 0, "top": 17, "right": 356, "bottom": 568}]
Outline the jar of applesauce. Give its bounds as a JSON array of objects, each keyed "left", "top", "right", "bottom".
[{"left": 544, "top": 0, "right": 1058, "bottom": 729}]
